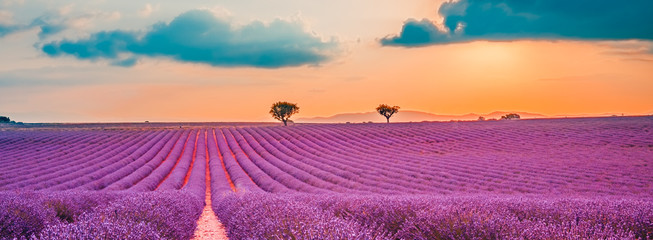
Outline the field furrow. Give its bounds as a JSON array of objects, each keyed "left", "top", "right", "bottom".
[{"left": 1, "top": 117, "right": 652, "bottom": 239}]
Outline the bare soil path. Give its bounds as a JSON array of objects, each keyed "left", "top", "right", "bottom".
[
  {"left": 192, "top": 189, "right": 229, "bottom": 240},
  {"left": 193, "top": 132, "right": 229, "bottom": 240}
]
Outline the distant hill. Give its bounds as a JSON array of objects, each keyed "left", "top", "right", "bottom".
[{"left": 296, "top": 110, "right": 548, "bottom": 123}]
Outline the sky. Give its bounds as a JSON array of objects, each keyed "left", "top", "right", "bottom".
[{"left": 1, "top": 0, "right": 652, "bottom": 122}]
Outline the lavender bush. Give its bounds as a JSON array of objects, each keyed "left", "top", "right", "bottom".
[
  {"left": 1, "top": 117, "right": 652, "bottom": 239},
  {"left": 213, "top": 193, "right": 378, "bottom": 239},
  {"left": 0, "top": 191, "right": 202, "bottom": 239},
  {"left": 212, "top": 193, "right": 653, "bottom": 239}
]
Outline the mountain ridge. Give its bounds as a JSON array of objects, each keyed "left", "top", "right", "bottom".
[{"left": 296, "top": 110, "right": 548, "bottom": 123}]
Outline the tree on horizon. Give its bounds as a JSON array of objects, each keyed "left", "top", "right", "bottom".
[
  {"left": 501, "top": 113, "right": 521, "bottom": 120},
  {"left": 0, "top": 116, "right": 10, "bottom": 123},
  {"left": 270, "top": 102, "right": 299, "bottom": 126},
  {"left": 376, "top": 104, "right": 400, "bottom": 123}
]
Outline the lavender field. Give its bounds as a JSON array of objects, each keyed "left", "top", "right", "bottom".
[{"left": 1, "top": 117, "right": 652, "bottom": 239}]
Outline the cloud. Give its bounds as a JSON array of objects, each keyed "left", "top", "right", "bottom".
[
  {"left": 380, "top": 19, "right": 451, "bottom": 47},
  {"left": 41, "top": 10, "right": 337, "bottom": 68},
  {"left": 0, "top": 10, "right": 23, "bottom": 37},
  {"left": 138, "top": 3, "right": 159, "bottom": 18},
  {"left": 34, "top": 10, "right": 122, "bottom": 39},
  {"left": 381, "top": 0, "right": 653, "bottom": 47},
  {"left": 0, "top": 7, "right": 122, "bottom": 40},
  {"left": 0, "top": 8, "right": 70, "bottom": 39},
  {"left": 111, "top": 57, "right": 139, "bottom": 67},
  {"left": 598, "top": 40, "right": 653, "bottom": 57},
  {"left": 0, "top": 23, "right": 22, "bottom": 37},
  {"left": 31, "top": 15, "right": 67, "bottom": 39}
]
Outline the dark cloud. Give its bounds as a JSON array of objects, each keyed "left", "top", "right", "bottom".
[
  {"left": 380, "top": 19, "right": 450, "bottom": 47},
  {"left": 41, "top": 10, "right": 337, "bottom": 68},
  {"left": 42, "top": 31, "right": 137, "bottom": 59},
  {"left": 381, "top": 0, "right": 653, "bottom": 47},
  {"left": 37, "top": 24, "right": 66, "bottom": 39}
]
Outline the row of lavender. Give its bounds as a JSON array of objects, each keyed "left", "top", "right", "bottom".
[
  {"left": 1, "top": 190, "right": 203, "bottom": 239},
  {"left": 205, "top": 118, "right": 651, "bottom": 196},
  {"left": 0, "top": 130, "right": 168, "bottom": 190},
  {"left": 212, "top": 193, "right": 653, "bottom": 239},
  {"left": 205, "top": 117, "right": 653, "bottom": 239},
  {"left": 2, "top": 117, "right": 651, "bottom": 196},
  {"left": 246, "top": 118, "right": 652, "bottom": 196},
  {"left": 0, "top": 129, "right": 218, "bottom": 239},
  {"left": 2, "top": 117, "right": 652, "bottom": 239},
  {"left": 2, "top": 129, "right": 194, "bottom": 192},
  {"left": 0, "top": 130, "right": 138, "bottom": 182}
]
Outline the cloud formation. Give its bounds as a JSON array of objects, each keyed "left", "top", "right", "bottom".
[
  {"left": 138, "top": 3, "right": 159, "bottom": 18},
  {"left": 381, "top": 0, "right": 653, "bottom": 47},
  {"left": 0, "top": 11, "right": 25, "bottom": 37},
  {"left": 30, "top": 15, "right": 67, "bottom": 39},
  {"left": 42, "top": 10, "right": 337, "bottom": 68},
  {"left": 0, "top": 8, "right": 120, "bottom": 39},
  {"left": 0, "top": 23, "right": 21, "bottom": 37}
]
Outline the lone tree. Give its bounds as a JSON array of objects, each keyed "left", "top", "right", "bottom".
[
  {"left": 0, "top": 116, "right": 10, "bottom": 123},
  {"left": 270, "top": 101, "right": 299, "bottom": 126},
  {"left": 500, "top": 113, "right": 521, "bottom": 120},
  {"left": 376, "top": 104, "right": 400, "bottom": 123}
]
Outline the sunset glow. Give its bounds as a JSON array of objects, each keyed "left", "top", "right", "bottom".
[
  {"left": 2, "top": 2, "right": 652, "bottom": 238},
  {"left": 1, "top": 0, "right": 651, "bottom": 122}
]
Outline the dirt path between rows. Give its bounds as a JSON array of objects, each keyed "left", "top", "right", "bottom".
[
  {"left": 193, "top": 138, "right": 229, "bottom": 240},
  {"left": 192, "top": 190, "right": 228, "bottom": 240}
]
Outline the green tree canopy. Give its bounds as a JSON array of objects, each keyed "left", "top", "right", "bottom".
[
  {"left": 270, "top": 102, "right": 299, "bottom": 126},
  {"left": 0, "top": 116, "right": 10, "bottom": 123}
]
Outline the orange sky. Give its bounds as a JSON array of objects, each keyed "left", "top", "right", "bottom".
[
  {"left": 1, "top": 39, "right": 651, "bottom": 122},
  {"left": 80, "top": 40, "right": 652, "bottom": 122},
  {"left": 2, "top": 39, "right": 650, "bottom": 122},
  {"left": 0, "top": 1, "right": 652, "bottom": 122}
]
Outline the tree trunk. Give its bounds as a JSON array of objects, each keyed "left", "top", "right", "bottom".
[
  {"left": 282, "top": 119, "right": 287, "bottom": 126},
  {"left": 386, "top": 117, "right": 390, "bottom": 123}
]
